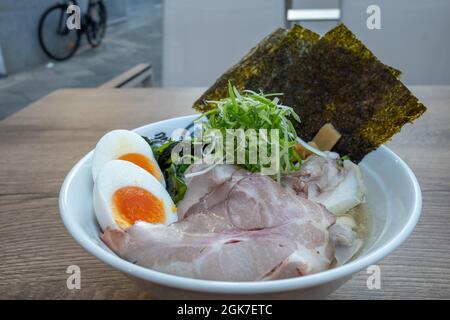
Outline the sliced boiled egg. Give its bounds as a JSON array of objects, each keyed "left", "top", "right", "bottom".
[
  {"left": 92, "top": 129, "right": 165, "bottom": 187},
  {"left": 94, "top": 160, "right": 177, "bottom": 231}
]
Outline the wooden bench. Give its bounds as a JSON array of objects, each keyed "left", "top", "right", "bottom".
[{"left": 99, "top": 63, "right": 152, "bottom": 88}]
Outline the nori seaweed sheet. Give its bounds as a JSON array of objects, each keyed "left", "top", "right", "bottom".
[
  {"left": 193, "top": 25, "right": 320, "bottom": 112},
  {"left": 193, "top": 24, "right": 426, "bottom": 162}
]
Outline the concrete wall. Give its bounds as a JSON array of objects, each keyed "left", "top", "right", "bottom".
[
  {"left": 0, "top": 0, "right": 127, "bottom": 75},
  {"left": 0, "top": 0, "right": 53, "bottom": 75},
  {"left": 0, "top": 44, "right": 6, "bottom": 76},
  {"left": 291, "top": 0, "right": 340, "bottom": 34},
  {"left": 163, "top": 0, "right": 450, "bottom": 86},
  {"left": 106, "top": 0, "right": 128, "bottom": 21},
  {"left": 162, "top": 0, "right": 285, "bottom": 86},
  {"left": 340, "top": 0, "right": 450, "bottom": 85},
  {"left": 292, "top": 0, "right": 450, "bottom": 85}
]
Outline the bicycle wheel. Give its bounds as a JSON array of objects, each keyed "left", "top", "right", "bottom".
[
  {"left": 86, "top": 1, "right": 107, "bottom": 48},
  {"left": 38, "top": 4, "right": 81, "bottom": 61}
]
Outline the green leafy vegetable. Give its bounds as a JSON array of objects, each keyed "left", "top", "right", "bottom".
[
  {"left": 198, "top": 83, "right": 302, "bottom": 179},
  {"left": 144, "top": 139, "right": 190, "bottom": 204},
  {"left": 143, "top": 84, "right": 303, "bottom": 203},
  {"left": 164, "top": 163, "right": 189, "bottom": 203},
  {"left": 337, "top": 154, "right": 351, "bottom": 166}
]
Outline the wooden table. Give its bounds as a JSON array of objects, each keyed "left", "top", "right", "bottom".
[{"left": 0, "top": 87, "right": 449, "bottom": 299}]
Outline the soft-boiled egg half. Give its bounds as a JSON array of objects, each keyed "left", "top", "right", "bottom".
[
  {"left": 92, "top": 129, "right": 165, "bottom": 187},
  {"left": 94, "top": 160, "right": 177, "bottom": 231}
]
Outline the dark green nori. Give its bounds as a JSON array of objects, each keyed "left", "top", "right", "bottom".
[
  {"left": 193, "top": 24, "right": 426, "bottom": 162},
  {"left": 144, "top": 138, "right": 189, "bottom": 203},
  {"left": 288, "top": 24, "right": 426, "bottom": 160},
  {"left": 193, "top": 25, "right": 320, "bottom": 112}
]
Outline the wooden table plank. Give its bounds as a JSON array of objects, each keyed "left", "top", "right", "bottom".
[{"left": 0, "top": 86, "right": 449, "bottom": 299}]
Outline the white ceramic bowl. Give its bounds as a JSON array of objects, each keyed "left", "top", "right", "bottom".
[{"left": 59, "top": 115, "right": 422, "bottom": 299}]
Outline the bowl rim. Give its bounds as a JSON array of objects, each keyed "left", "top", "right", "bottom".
[{"left": 59, "top": 114, "right": 422, "bottom": 294}]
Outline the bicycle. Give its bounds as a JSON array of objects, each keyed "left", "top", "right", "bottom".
[{"left": 38, "top": 0, "right": 107, "bottom": 61}]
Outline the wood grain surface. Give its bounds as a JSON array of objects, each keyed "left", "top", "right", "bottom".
[{"left": 0, "top": 87, "right": 449, "bottom": 299}]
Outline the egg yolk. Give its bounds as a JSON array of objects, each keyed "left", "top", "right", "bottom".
[
  {"left": 112, "top": 186, "right": 165, "bottom": 228},
  {"left": 118, "top": 153, "right": 162, "bottom": 182}
]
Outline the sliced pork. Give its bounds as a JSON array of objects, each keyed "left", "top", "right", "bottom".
[
  {"left": 102, "top": 170, "right": 336, "bottom": 281},
  {"left": 330, "top": 216, "right": 363, "bottom": 266},
  {"left": 182, "top": 169, "right": 250, "bottom": 218},
  {"left": 177, "top": 164, "right": 238, "bottom": 219},
  {"left": 282, "top": 154, "right": 365, "bottom": 215}
]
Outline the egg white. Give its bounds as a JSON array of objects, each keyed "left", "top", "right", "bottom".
[
  {"left": 94, "top": 160, "right": 177, "bottom": 231},
  {"left": 91, "top": 129, "right": 165, "bottom": 187}
]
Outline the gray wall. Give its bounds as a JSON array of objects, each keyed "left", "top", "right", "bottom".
[
  {"left": 106, "top": 0, "right": 127, "bottom": 21},
  {"left": 294, "top": 0, "right": 450, "bottom": 85},
  {"left": 291, "top": 0, "right": 340, "bottom": 34},
  {"left": 0, "top": 0, "right": 127, "bottom": 75},
  {"left": 163, "top": 0, "right": 450, "bottom": 86},
  {"left": 0, "top": 0, "right": 53, "bottom": 75},
  {"left": 163, "top": 0, "right": 285, "bottom": 86},
  {"left": 340, "top": 0, "right": 450, "bottom": 85}
]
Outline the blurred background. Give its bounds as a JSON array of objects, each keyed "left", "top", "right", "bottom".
[{"left": 0, "top": 0, "right": 449, "bottom": 119}]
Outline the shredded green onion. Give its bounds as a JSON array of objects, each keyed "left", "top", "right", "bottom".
[{"left": 197, "top": 83, "right": 302, "bottom": 178}]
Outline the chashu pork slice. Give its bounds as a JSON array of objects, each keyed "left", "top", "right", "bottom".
[
  {"left": 177, "top": 164, "right": 239, "bottom": 219},
  {"left": 182, "top": 169, "right": 250, "bottom": 218},
  {"left": 103, "top": 173, "right": 336, "bottom": 281},
  {"left": 282, "top": 154, "right": 365, "bottom": 215}
]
